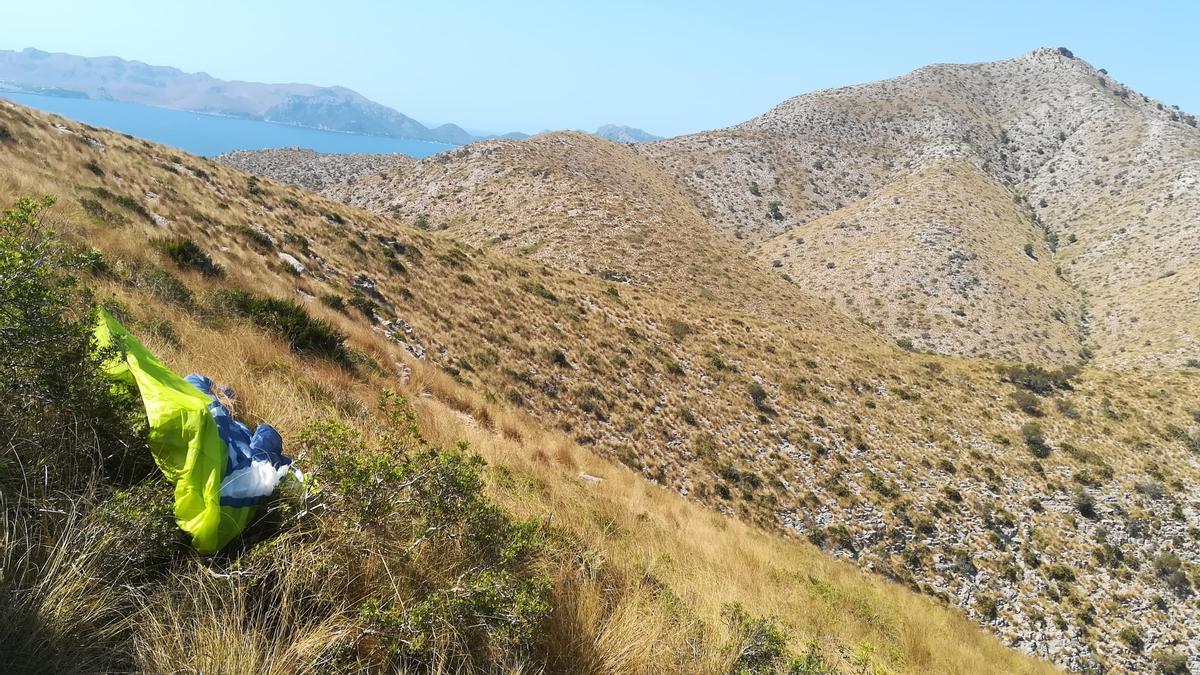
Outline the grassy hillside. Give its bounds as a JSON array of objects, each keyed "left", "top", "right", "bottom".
[
  {"left": 640, "top": 48, "right": 1200, "bottom": 369},
  {"left": 0, "top": 100, "right": 1056, "bottom": 674},
  {"left": 2, "top": 97, "right": 1198, "bottom": 672},
  {"left": 322, "top": 131, "right": 864, "bottom": 329},
  {"left": 756, "top": 160, "right": 1086, "bottom": 363}
]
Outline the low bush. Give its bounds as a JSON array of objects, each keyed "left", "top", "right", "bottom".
[
  {"left": 1118, "top": 627, "right": 1144, "bottom": 653},
  {"left": 300, "top": 396, "right": 551, "bottom": 669},
  {"left": 1013, "top": 390, "right": 1043, "bottom": 416},
  {"left": 747, "top": 381, "right": 768, "bottom": 409},
  {"left": 1021, "top": 423, "right": 1052, "bottom": 458},
  {"left": 85, "top": 186, "right": 152, "bottom": 223},
  {"left": 1154, "top": 650, "right": 1190, "bottom": 675},
  {"left": 998, "top": 363, "right": 1080, "bottom": 395},
  {"left": 137, "top": 266, "right": 194, "bottom": 306},
  {"left": 1152, "top": 552, "right": 1192, "bottom": 595},
  {"left": 211, "top": 289, "right": 349, "bottom": 364},
  {"left": 153, "top": 237, "right": 225, "bottom": 277},
  {"left": 722, "top": 603, "right": 828, "bottom": 673}
]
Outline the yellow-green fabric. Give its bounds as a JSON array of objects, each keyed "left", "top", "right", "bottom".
[{"left": 94, "top": 308, "right": 251, "bottom": 553}]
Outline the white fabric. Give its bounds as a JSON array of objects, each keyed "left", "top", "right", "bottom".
[{"left": 219, "top": 460, "right": 291, "bottom": 500}]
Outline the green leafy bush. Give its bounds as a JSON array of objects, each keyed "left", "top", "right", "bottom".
[
  {"left": 1118, "top": 627, "right": 1144, "bottom": 653},
  {"left": 300, "top": 394, "right": 551, "bottom": 669},
  {"left": 0, "top": 196, "right": 149, "bottom": 670},
  {"left": 138, "top": 266, "right": 194, "bottom": 306},
  {"left": 998, "top": 363, "right": 1080, "bottom": 395},
  {"left": 153, "top": 237, "right": 224, "bottom": 277},
  {"left": 85, "top": 186, "right": 152, "bottom": 222},
  {"left": 0, "top": 196, "right": 144, "bottom": 494},
  {"left": 722, "top": 603, "right": 829, "bottom": 673},
  {"left": 1021, "top": 423, "right": 1051, "bottom": 458},
  {"left": 747, "top": 381, "right": 768, "bottom": 409},
  {"left": 212, "top": 289, "right": 349, "bottom": 364}
]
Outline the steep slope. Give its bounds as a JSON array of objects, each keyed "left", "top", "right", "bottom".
[
  {"left": 4, "top": 99, "right": 1200, "bottom": 672},
  {"left": 324, "top": 131, "right": 866, "bottom": 331},
  {"left": 215, "top": 147, "right": 413, "bottom": 190},
  {"left": 640, "top": 48, "right": 1200, "bottom": 368},
  {"left": 757, "top": 160, "right": 1086, "bottom": 362}
]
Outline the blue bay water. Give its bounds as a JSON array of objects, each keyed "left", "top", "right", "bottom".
[{"left": 1, "top": 92, "right": 455, "bottom": 158}]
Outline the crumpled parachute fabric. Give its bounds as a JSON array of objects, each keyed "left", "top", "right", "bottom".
[{"left": 94, "top": 308, "right": 295, "bottom": 553}]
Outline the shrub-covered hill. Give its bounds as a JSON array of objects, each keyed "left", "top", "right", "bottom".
[{"left": 1, "top": 98, "right": 1197, "bottom": 672}]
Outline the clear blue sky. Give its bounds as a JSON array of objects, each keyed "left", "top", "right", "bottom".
[{"left": 2, "top": 1, "right": 1196, "bottom": 137}]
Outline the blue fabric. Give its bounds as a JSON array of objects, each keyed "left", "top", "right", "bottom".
[{"left": 184, "top": 373, "right": 292, "bottom": 506}]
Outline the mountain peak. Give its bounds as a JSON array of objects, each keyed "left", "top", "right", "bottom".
[{"left": 593, "top": 124, "right": 663, "bottom": 143}]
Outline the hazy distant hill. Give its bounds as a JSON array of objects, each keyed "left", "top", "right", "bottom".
[
  {"left": 594, "top": 124, "right": 662, "bottom": 143},
  {"left": 0, "top": 47, "right": 490, "bottom": 144}
]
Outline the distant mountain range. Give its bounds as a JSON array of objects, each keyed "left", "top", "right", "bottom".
[
  {"left": 593, "top": 124, "right": 662, "bottom": 143},
  {"left": 0, "top": 48, "right": 666, "bottom": 148},
  {"left": 0, "top": 49, "right": 667, "bottom": 148},
  {"left": 0, "top": 47, "right": 489, "bottom": 144}
]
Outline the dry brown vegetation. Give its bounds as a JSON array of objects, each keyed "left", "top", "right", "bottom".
[
  {"left": 4, "top": 49, "right": 1200, "bottom": 674},
  {"left": 641, "top": 48, "right": 1200, "bottom": 369},
  {"left": 0, "top": 98, "right": 1059, "bottom": 675}
]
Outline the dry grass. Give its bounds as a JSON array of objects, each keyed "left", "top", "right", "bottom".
[{"left": 3, "top": 96, "right": 1197, "bottom": 671}]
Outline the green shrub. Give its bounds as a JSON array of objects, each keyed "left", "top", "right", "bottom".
[
  {"left": 128, "top": 265, "right": 193, "bottom": 306},
  {"left": 300, "top": 395, "right": 551, "bottom": 669},
  {"left": 1154, "top": 650, "right": 1190, "bottom": 675},
  {"left": 998, "top": 363, "right": 1080, "bottom": 395},
  {"left": 85, "top": 186, "right": 152, "bottom": 223},
  {"left": 1046, "top": 563, "right": 1075, "bottom": 582},
  {"left": 1013, "top": 390, "right": 1043, "bottom": 416},
  {"left": 0, "top": 195, "right": 145, "bottom": 492},
  {"left": 1151, "top": 552, "right": 1192, "bottom": 594},
  {"left": 153, "top": 237, "right": 224, "bottom": 277},
  {"left": 79, "top": 197, "right": 125, "bottom": 225},
  {"left": 975, "top": 594, "right": 999, "bottom": 621},
  {"left": 545, "top": 347, "right": 570, "bottom": 368},
  {"left": 212, "top": 289, "right": 349, "bottom": 364},
  {"left": 0, "top": 123, "right": 11, "bottom": 142},
  {"left": 747, "top": 381, "right": 768, "bottom": 409},
  {"left": 721, "top": 603, "right": 808, "bottom": 673},
  {"left": 1021, "top": 423, "right": 1051, "bottom": 458},
  {"left": 0, "top": 196, "right": 149, "bottom": 671},
  {"left": 766, "top": 201, "right": 784, "bottom": 221},
  {"left": 320, "top": 293, "right": 347, "bottom": 313},
  {"left": 1118, "top": 626, "right": 1144, "bottom": 653},
  {"left": 523, "top": 281, "right": 558, "bottom": 303},
  {"left": 233, "top": 224, "right": 274, "bottom": 250}
]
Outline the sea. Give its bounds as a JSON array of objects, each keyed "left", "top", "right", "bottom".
[{"left": 1, "top": 91, "right": 455, "bottom": 158}]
